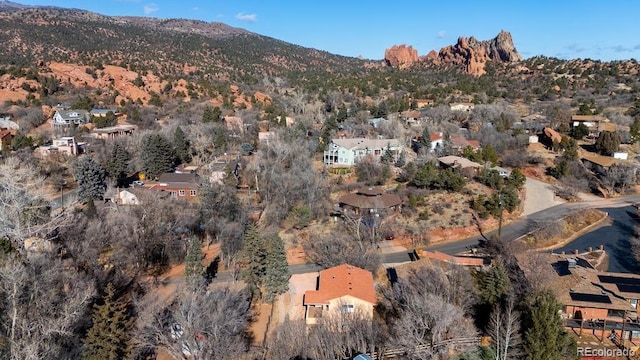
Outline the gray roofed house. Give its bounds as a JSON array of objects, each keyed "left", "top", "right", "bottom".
[
  {"left": 323, "top": 138, "right": 403, "bottom": 167},
  {"left": 89, "top": 108, "right": 119, "bottom": 117},
  {"left": 52, "top": 109, "right": 90, "bottom": 126}
]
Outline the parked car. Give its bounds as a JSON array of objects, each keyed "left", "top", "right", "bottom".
[{"left": 131, "top": 180, "right": 144, "bottom": 187}]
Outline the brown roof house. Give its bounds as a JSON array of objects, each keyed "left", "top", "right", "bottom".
[
  {"left": 438, "top": 155, "right": 484, "bottom": 178},
  {"left": 529, "top": 253, "right": 640, "bottom": 342},
  {"left": 338, "top": 187, "right": 402, "bottom": 215},
  {"left": 304, "top": 264, "right": 377, "bottom": 326},
  {"left": 154, "top": 172, "right": 200, "bottom": 200},
  {"left": 571, "top": 115, "right": 615, "bottom": 137}
]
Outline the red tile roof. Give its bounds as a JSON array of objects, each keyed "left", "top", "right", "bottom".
[
  {"left": 430, "top": 133, "right": 444, "bottom": 141},
  {"left": 0, "top": 130, "right": 11, "bottom": 139},
  {"left": 304, "top": 264, "right": 376, "bottom": 305}
]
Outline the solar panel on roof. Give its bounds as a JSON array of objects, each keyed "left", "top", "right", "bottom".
[
  {"left": 599, "top": 275, "right": 640, "bottom": 286},
  {"left": 570, "top": 292, "right": 612, "bottom": 304},
  {"left": 616, "top": 284, "right": 640, "bottom": 294}
]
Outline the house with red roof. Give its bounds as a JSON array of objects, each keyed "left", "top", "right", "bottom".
[{"left": 304, "top": 264, "right": 377, "bottom": 325}]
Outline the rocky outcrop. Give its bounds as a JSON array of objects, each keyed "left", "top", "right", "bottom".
[
  {"left": 386, "top": 31, "right": 521, "bottom": 76},
  {"left": 428, "top": 31, "right": 522, "bottom": 76},
  {"left": 384, "top": 45, "right": 418, "bottom": 69}
]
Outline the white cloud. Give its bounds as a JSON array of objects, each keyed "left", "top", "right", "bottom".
[
  {"left": 437, "top": 30, "right": 446, "bottom": 39},
  {"left": 143, "top": 3, "right": 159, "bottom": 15},
  {"left": 235, "top": 12, "right": 257, "bottom": 22},
  {"left": 192, "top": 7, "right": 200, "bottom": 11}
]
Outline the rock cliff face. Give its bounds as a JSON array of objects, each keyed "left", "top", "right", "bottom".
[
  {"left": 384, "top": 44, "right": 418, "bottom": 69},
  {"left": 386, "top": 31, "right": 521, "bottom": 76},
  {"left": 429, "top": 30, "right": 521, "bottom": 75}
]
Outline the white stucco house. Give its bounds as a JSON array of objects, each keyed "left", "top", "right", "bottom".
[{"left": 323, "top": 138, "right": 402, "bottom": 166}]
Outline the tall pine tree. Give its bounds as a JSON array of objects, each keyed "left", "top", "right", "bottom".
[
  {"left": 522, "top": 291, "right": 577, "bottom": 360},
  {"left": 141, "top": 133, "right": 175, "bottom": 179},
  {"left": 82, "top": 283, "right": 133, "bottom": 360},
  {"left": 75, "top": 156, "right": 107, "bottom": 202},
  {"left": 419, "top": 125, "right": 432, "bottom": 152},
  {"left": 184, "top": 236, "right": 205, "bottom": 290},
  {"left": 240, "top": 225, "right": 266, "bottom": 295},
  {"left": 173, "top": 126, "right": 192, "bottom": 165},
  {"left": 105, "top": 141, "right": 130, "bottom": 187},
  {"left": 264, "top": 234, "right": 290, "bottom": 302}
]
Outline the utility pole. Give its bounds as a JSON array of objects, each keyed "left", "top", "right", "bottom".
[{"left": 498, "top": 192, "right": 503, "bottom": 239}]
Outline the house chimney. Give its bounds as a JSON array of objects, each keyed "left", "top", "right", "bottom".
[
  {"left": 600, "top": 245, "right": 604, "bottom": 251},
  {"left": 561, "top": 251, "right": 565, "bottom": 255},
  {"left": 574, "top": 249, "right": 579, "bottom": 255},
  {"left": 588, "top": 247, "right": 592, "bottom": 252}
]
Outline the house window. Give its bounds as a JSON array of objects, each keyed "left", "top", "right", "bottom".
[
  {"left": 631, "top": 299, "right": 638, "bottom": 309},
  {"left": 341, "top": 304, "right": 355, "bottom": 313},
  {"left": 190, "top": 190, "right": 197, "bottom": 196},
  {"left": 178, "top": 190, "right": 185, "bottom": 196},
  {"left": 170, "top": 191, "right": 177, "bottom": 198},
  {"left": 607, "top": 309, "right": 625, "bottom": 318},
  {"left": 374, "top": 149, "right": 381, "bottom": 155}
]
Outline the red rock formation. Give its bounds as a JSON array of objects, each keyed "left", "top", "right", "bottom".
[
  {"left": 384, "top": 44, "right": 418, "bottom": 69},
  {"left": 429, "top": 31, "right": 521, "bottom": 76},
  {"left": 385, "top": 31, "right": 522, "bottom": 76}
]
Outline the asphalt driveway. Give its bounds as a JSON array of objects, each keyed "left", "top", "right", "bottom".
[{"left": 522, "top": 177, "right": 564, "bottom": 216}]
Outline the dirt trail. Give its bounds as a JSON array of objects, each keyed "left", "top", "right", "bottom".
[{"left": 151, "top": 243, "right": 221, "bottom": 305}]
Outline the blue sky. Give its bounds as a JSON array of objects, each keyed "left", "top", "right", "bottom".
[{"left": 14, "top": 0, "right": 640, "bottom": 61}]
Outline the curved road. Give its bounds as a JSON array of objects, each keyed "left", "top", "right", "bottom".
[
  {"left": 205, "top": 195, "right": 640, "bottom": 282},
  {"left": 388, "top": 194, "right": 640, "bottom": 265}
]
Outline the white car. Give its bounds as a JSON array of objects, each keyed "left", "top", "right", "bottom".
[{"left": 131, "top": 180, "right": 144, "bottom": 187}]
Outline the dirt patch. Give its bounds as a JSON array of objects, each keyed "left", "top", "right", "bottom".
[
  {"left": 285, "top": 245, "right": 307, "bottom": 265},
  {"left": 277, "top": 273, "right": 317, "bottom": 324},
  {"left": 250, "top": 303, "right": 272, "bottom": 346},
  {"left": 150, "top": 243, "right": 222, "bottom": 305}
]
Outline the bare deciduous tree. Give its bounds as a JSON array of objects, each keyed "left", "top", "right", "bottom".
[
  {"left": 487, "top": 297, "right": 522, "bottom": 360},
  {"left": 0, "top": 158, "right": 70, "bottom": 255},
  {"left": 134, "top": 286, "right": 252, "bottom": 360},
  {"left": 0, "top": 256, "right": 96, "bottom": 360}
]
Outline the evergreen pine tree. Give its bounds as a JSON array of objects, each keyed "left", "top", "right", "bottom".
[
  {"left": 184, "top": 236, "right": 205, "bottom": 290},
  {"left": 522, "top": 291, "right": 577, "bottom": 360},
  {"left": 264, "top": 234, "right": 290, "bottom": 302},
  {"left": 381, "top": 144, "right": 394, "bottom": 164},
  {"left": 395, "top": 151, "right": 406, "bottom": 168},
  {"left": 141, "top": 133, "right": 175, "bottom": 179},
  {"left": 75, "top": 156, "right": 107, "bottom": 202},
  {"left": 82, "top": 283, "right": 133, "bottom": 360},
  {"left": 480, "top": 262, "right": 510, "bottom": 306},
  {"left": 240, "top": 225, "right": 267, "bottom": 293},
  {"left": 419, "top": 125, "right": 432, "bottom": 151},
  {"left": 105, "top": 141, "right": 131, "bottom": 187},
  {"left": 173, "top": 126, "right": 192, "bottom": 164}
]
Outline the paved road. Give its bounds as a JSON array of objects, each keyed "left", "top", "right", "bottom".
[
  {"left": 554, "top": 205, "right": 640, "bottom": 273},
  {"left": 204, "top": 195, "right": 640, "bottom": 283},
  {"left": 427, "top": 195, "right": 640, "bottom": 256}
]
